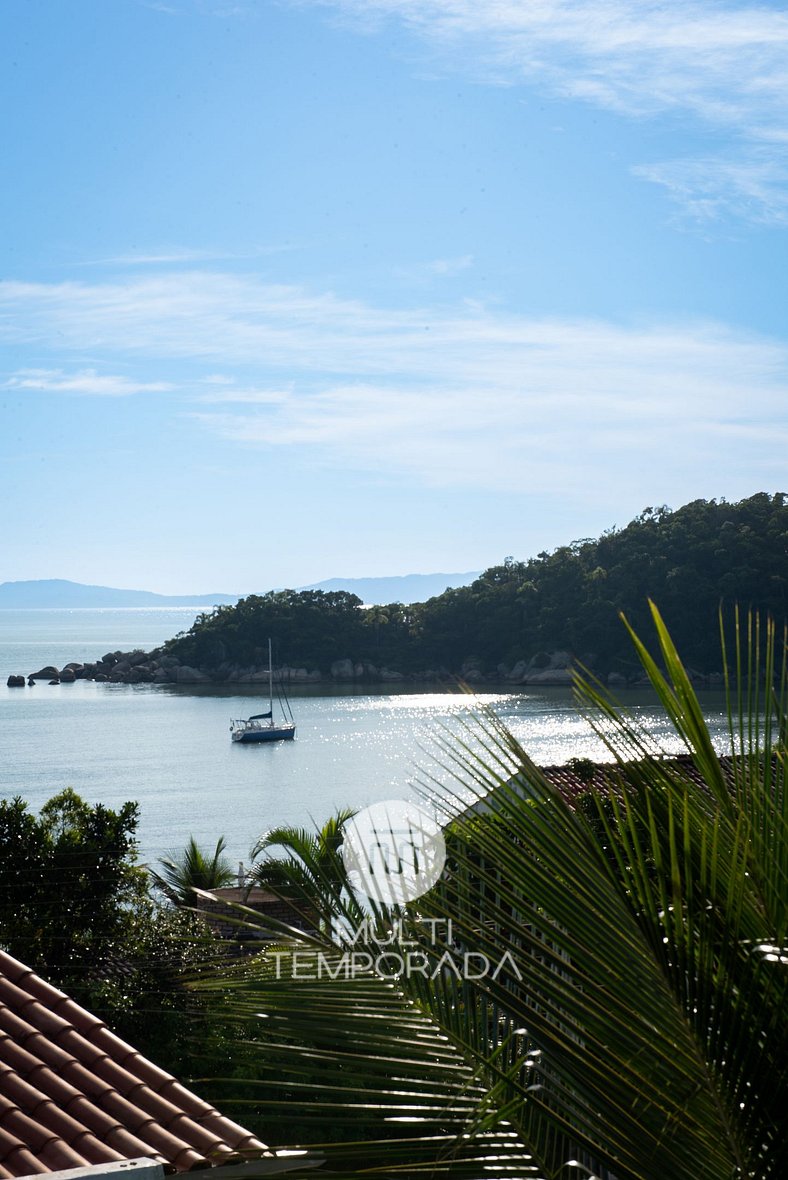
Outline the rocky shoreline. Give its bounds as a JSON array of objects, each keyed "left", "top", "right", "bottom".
[{"left": 6, "top": 647, "right": 725, "bottom": 690}]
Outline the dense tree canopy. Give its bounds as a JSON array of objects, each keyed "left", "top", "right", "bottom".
[
  {"left": 164, "top": 493, "right": 788, "bottom": 676},
  {"left": 167, "top": 588, "right": 366, "bottom": 670},
  {"left": 0, "top": 790, "right": 220, "bottom": 1071},
  {"left": 0, "top": 788, "right": 145, "bottom": 979}
]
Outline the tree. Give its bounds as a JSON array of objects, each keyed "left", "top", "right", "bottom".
[
  {"left": 363, "top": 604, "right": 389, "bottom": 649},
  {"left": 249, "top": 808, "right": 359, "bottom": 932},
  {"left": 0, "top": 790, "right": 224, "bottom": 1072},
  {"left": 0, "top": 788, "right": 145, "bottom": 982},
  {"left": 151, "top": 835, "right": 236, "bottom": 905},
  {"left": 199, "top": 606, "right": 788, "bottom": 1178}
]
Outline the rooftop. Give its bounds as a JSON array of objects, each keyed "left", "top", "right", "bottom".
[{"left": 0, "top": 950, "right": 270, "bottom": 1178}]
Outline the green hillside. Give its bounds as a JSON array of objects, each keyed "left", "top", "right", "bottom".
[{"left": 165, "top": 493, "right": 788, "bottom": 678}]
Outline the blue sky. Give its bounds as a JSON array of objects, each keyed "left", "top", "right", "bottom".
[{"left": 1, "top": 0, "right": 787, "bottom": 594}]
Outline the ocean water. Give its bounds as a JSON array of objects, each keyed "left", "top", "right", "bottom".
[
  {"left": 0, "top": 607, "right": 202, "bottom": 673},
  {"left": 0, "top": 608, "right": 731, "bottom": 868}
]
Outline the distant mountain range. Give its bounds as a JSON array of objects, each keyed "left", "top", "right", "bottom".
[
  {"left": 0, "top": 580, "right": 237, "bottom": 608},
  {"left": 0, "top": 572, "right": 481, "bottom": 609}
]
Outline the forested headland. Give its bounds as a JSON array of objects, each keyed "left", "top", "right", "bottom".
[{"left": 160, "top": 492, "right": 787, "bottom": 683}]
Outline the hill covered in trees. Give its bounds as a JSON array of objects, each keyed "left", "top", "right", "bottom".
[{"left": 164, "top": 493, "right": 787, "bottom": 681}]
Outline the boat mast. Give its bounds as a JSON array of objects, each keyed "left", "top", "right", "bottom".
[{"left": 268, "top": 637, "right": 273, "bottom": 718}]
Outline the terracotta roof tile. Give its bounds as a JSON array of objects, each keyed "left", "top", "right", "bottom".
[
  {"left": 0, "top": 1127, "right": 48, "bottom": 1177},
  {"left": 0, "top": 950, "right": 270, "bottom": 1177},
  {"left": 0, "top": 1070, "right": 124, "bottom": 1164}
]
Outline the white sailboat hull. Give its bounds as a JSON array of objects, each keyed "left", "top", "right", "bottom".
[{"left": 231, "top": 720, "right": 296, "bottom": 743}]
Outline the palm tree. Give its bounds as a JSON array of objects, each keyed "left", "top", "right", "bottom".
[
  {"left": 150, "top": 835, "right": 235, "bottom": 906},
  {"left": 248, "top": 807, "right": 360, "bottom": 932},
  {"left": 199, "top": 606, "right": 788, "bottom": 1179}
]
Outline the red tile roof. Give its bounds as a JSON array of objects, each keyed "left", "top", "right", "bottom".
[
  {"left": 539, "top": 752, "right": 736, "bottom": 801},
  {"left": 0, "top": 950, "right": 270, "bottom": 1177}
]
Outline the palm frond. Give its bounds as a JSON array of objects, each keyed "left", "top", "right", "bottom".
[{"left": 151, "top": 835, "right": 235, "bottom": 905}]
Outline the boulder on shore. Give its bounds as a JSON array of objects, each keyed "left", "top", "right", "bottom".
[
  {"left": 175, "top": 665, "right": 212, "bottom": 684},
  {"left": 7, "top": 675, "right": 25, "bottom": 687},
  {"left": 157, "top": 655, "right": 181, "bottom": 670},
  {"left": 281, "top": 666, "right": 322, "bottom": 683},
  {"left": 30, "top": 665, "right": 60, "bottom": 680},
  {"left": 379, "top": 667, "right": 405, "bottom": 682},
  {"left": 522, "top": 668, "right": 574, "bottom": 685},
  {"left": 506, "top": 660, "right": 529, "bottom": 683}
]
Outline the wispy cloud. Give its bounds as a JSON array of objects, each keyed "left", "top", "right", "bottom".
[
  {"left": 137, "top": 1, "right": 182, "bottom": 14},
  {"left": 3, "top": 271, "right": 782, "bottom": 495},
  {"left": 393, "top": 254, "right": 474, "bottom": 282},
  {"left": 83, "top": 244, "right": 299, "bottom": 267},
  {"left": 633, "top": 153, "right": 788, "bottom": 227},
  {"left": 2, "top": 368, "right": 174, "bottom": 396},
  {"left": 428, "top": 254, "right": 473, "bottom": 276},
  {"left": 89, "top": 249, "right": 223, "bottom": 266},
  {"left": 191, "top": 375, "right": 788, "bottom": 495},
  {"left": 196, "top": 385, "right": 291, "bottom": 404},
  {"left": 305, "top": 1, "right": 788, "bottom": 226},
  {"left": 312, "top": 1, "right": 788, "bottom": 136}
]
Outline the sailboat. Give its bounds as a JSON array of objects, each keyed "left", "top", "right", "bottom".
[{"left": 230, "top": 639, "right": 296, "bottom": 743}]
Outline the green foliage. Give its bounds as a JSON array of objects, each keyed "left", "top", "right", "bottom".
[
  {"left": 88, "top": 899, "right": 224, "bottom": 1076},
  {"left": 164, "top": 588, "right": 365, "bottom": 670},
  {"left": 250, "top": 808, "right": 359, "bottom": 932},
  {"left": 0, "top": 790, "right": 224, "bottom": 1072},
  {"left": 409, "top": 492, "right": 788, "bottom": 673},
  {"left": 195, "top": 607, "right": 788, "bottom": 1178},
  {"left": 0, "top": 788, "right": 145, "bottom": 981},
  {"left": 163, "top": 493, "right": 788, "bottom": 676},
  {"left": 565, "top": 754, "right": 597, "bottom": 783},
  {"left": 151, "top": 835, "right": 236, "bottom": 905}
]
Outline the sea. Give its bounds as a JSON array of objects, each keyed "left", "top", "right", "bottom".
[{"left": 0, "top": 607, "right": 732, "bottom": 870}]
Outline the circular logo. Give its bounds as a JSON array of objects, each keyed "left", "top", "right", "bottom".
[{"left": 341, "top": 799, "right": 446, "bottom": 905}]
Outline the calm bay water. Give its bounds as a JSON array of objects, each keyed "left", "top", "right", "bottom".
[{"left": 1, "top": 608, "right": 731, "bottom": 868}]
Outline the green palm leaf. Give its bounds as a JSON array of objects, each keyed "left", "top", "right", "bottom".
[
  {"left": 151, "top": 835, "right": 236, "bottom": 905},
  {"left": 249, "top": 808, "right": 361, "bottom": 932}
]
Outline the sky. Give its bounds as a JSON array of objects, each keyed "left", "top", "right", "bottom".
[{"left": 1, "top": 0, "right": 787, "bottom": 595}]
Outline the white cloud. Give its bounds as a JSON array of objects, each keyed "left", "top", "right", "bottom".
[
  {"left": 92, "top": 250, "right": 222, "bottom": 265},
  {"left": 1, "top": 272, "right": 786, "bottom": 494},
  {"left": 305, "top": 1, "right": 788, "bottom": 225},
  {"left": 2, "top": 368, "right": 174, "bottom": 396},
  {"left": 200, "top": 373, "right": 237, "bottom": 385},
  {"left": 312, "top": 1, "right": 788, "bottom": 136},
  {"left": 83, "top": 244, "right": 299, "bottom": 266},
  {"left": 633, "top": 153, "right": 788, "bottom": 226}
]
